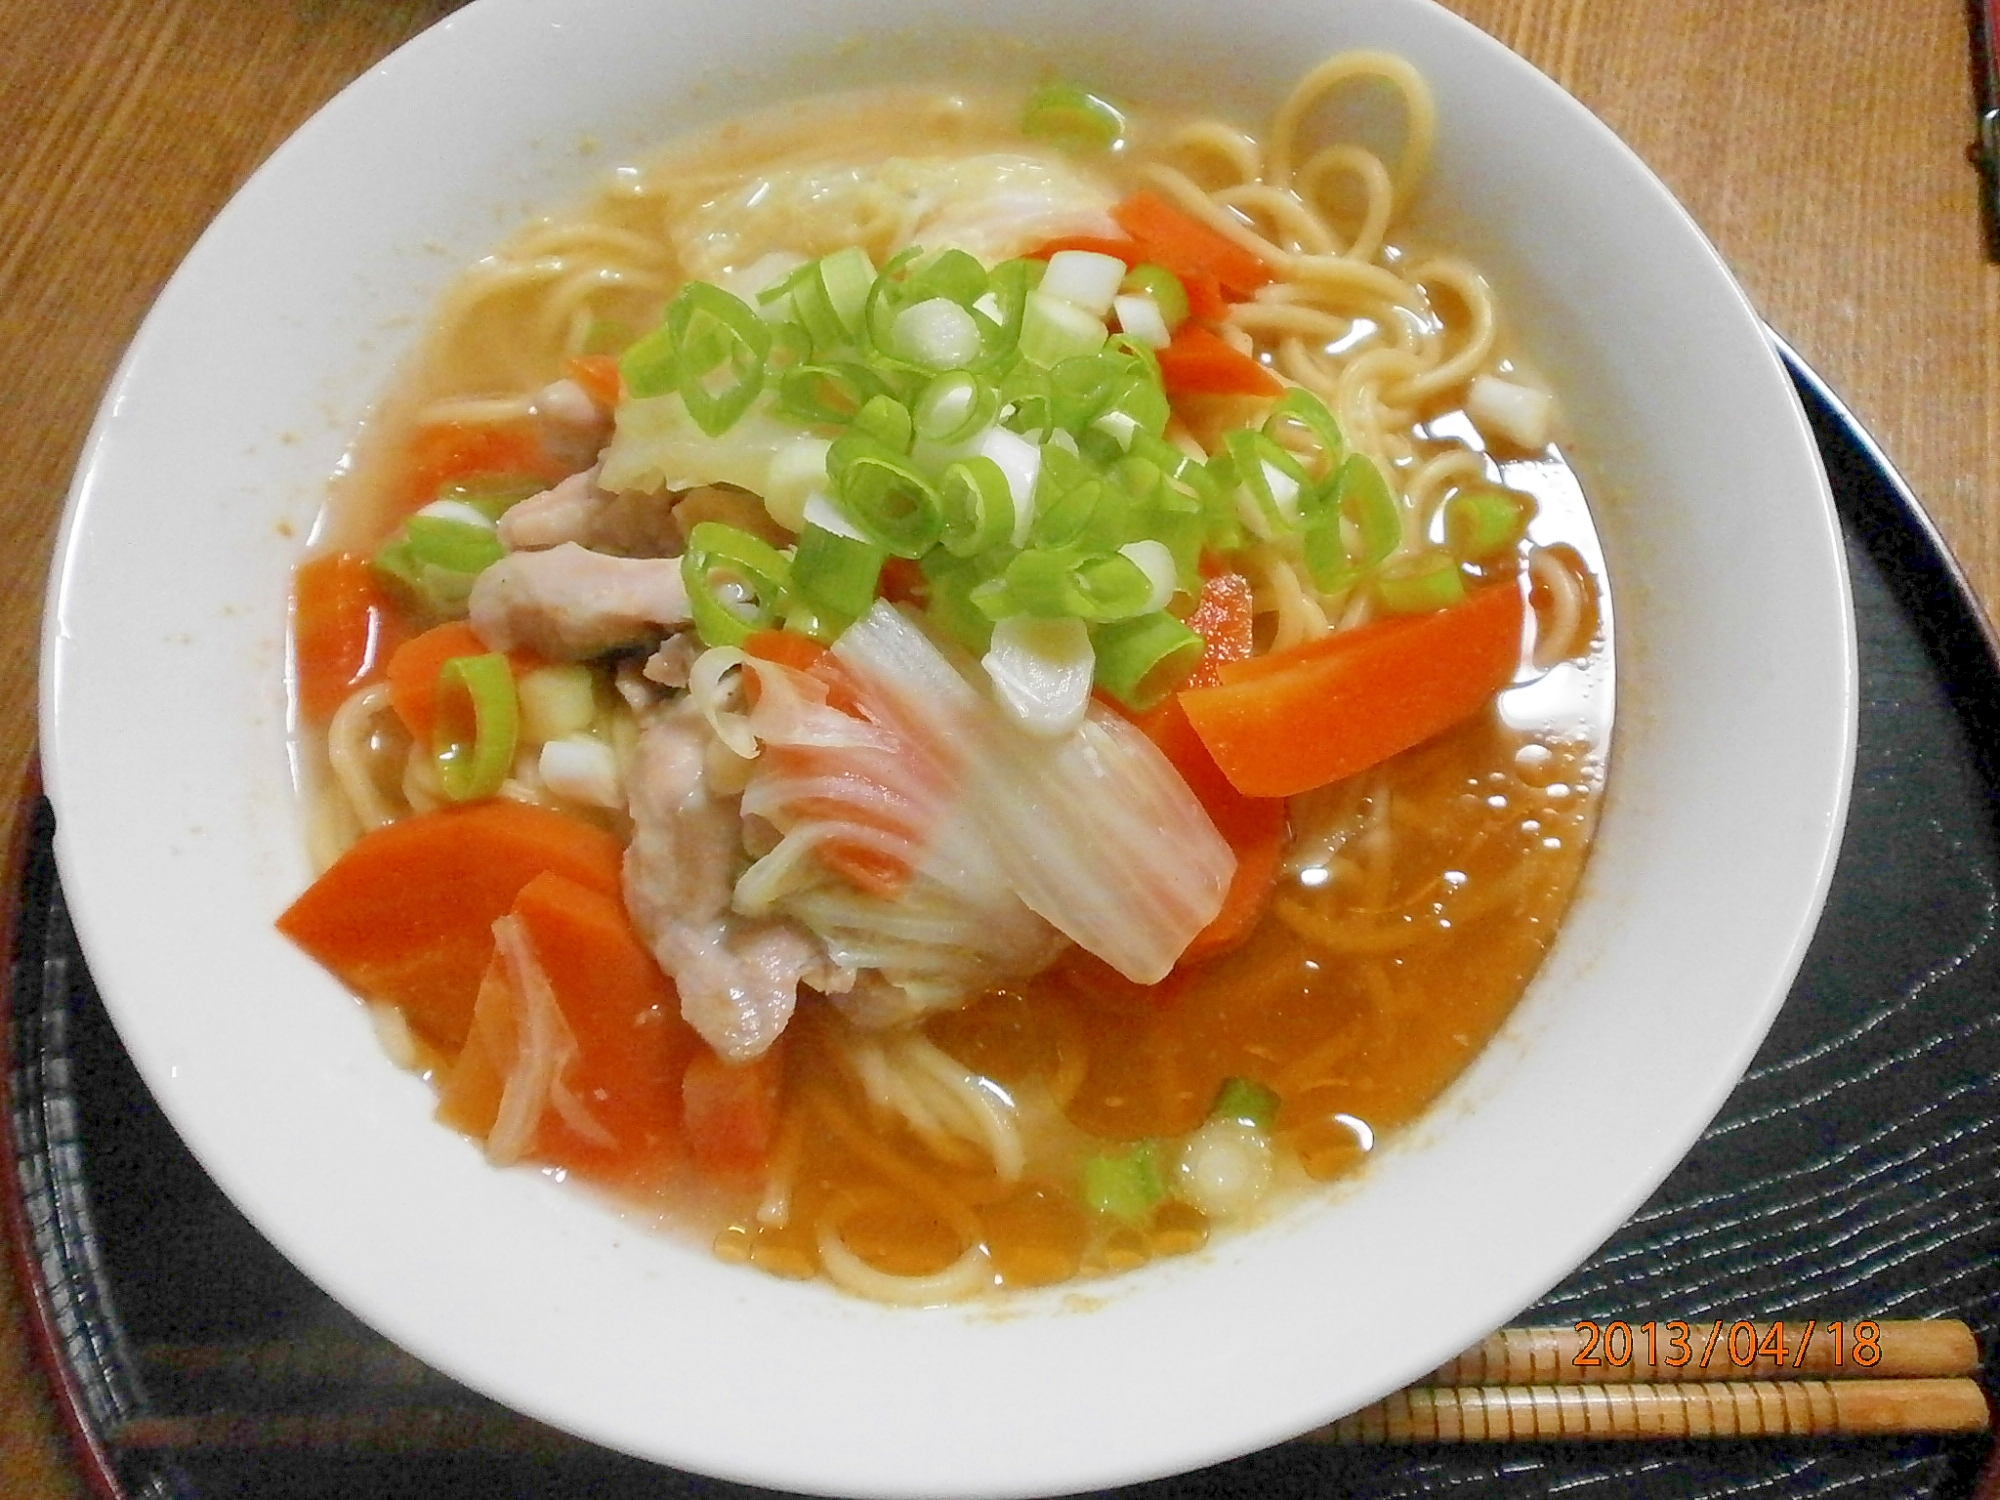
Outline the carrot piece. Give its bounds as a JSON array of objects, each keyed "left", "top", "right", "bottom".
[
  {"left": 393, "top": 421, "right": 564, "bottom": 516},
  {"left": 1178, "top": 582, "right": 1525, "bottom": 798},
  {"left": 1179, "top": 794, "right": 1287, "bottom": 964},
  {"left": 292, "top": 551, "right": 406, "bottom": 723},
  {"left": 683, "top": 1042, "right": 786, "bottom": 1178},
  {"left": 439, "top": 871, "right": 695, "bottom": 1182},
  {"left": 564, "top": 353, "right": 622, "bottom": 411},
  {"left": 1110, "top": 191, "right": 1274, "bottom": 299},
  {"left": 276, "top": 802, "right": 625, "bottom": 1050},
  {"left": 1155, "top": 324, "right": 1283, "bottom": 399},
  {"left": 385, "top": 621, "right": 538, "bottom": 745}
]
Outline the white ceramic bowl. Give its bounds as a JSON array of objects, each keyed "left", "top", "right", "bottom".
[{"left": 40, "top": 0, "right": 1854, "bottom": 1493}]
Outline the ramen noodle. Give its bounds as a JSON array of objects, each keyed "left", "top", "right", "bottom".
[{"left": 279, "top": 53, "right": 1611, "bottom": 1302}]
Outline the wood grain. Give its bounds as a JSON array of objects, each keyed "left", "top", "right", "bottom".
[{"left": 2, "top": 0, "right": 1994, "bottom": 1489}]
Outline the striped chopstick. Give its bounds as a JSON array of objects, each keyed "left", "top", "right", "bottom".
[{"left": 1312, "top": 1320, "right": 1991, "bottom": 1444}]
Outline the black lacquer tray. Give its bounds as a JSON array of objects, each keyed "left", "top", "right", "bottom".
[{"left": 8, "top": 350, "right": 2000, "bottom": 1499}]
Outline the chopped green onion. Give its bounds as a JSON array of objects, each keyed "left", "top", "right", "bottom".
[
  {"left": 1374, "top": 551, "right": 1468, "bottom": 613},
  {"left": 1117, "top": 539, "right": 1179, "bottom": 613},
  {"left": 1082, "top": 1141, "right": 1166, "bottom": 1224},
  {"left": 793, "top": 499, "right": 887, "bottom": 627},
  {"left": 616, "top": 319, "right": 680, "bottom": 399},
  {"left": 829, "top": 435, "right": 943, "bottom": 558},
  {"left": 434, "top": 475, "right": 545, "bottom": 520},
  {"left": 1304, "top": 451, "right": 1401, "bottom": 591},
  {"left": 1223, "top": 430, "right": 1313, "bottom": 540},
  {"left": 432, "top": 653, "right": 519, "bottom": 803},
  {"left": 851, "top": 393, "right": 913, "bottom": 453},
  {"left": 680, "top": 521, "right": 792, "bottom": 648},
  {"left": 1209, "top": 1076, "right": 1281, "bottom": 1131},
  {"left": 1092, "top": 611, "right": 1202, "bottom": 709},
  {"left": 663, "top": 281, "right": 772, "bottom": 437},
  {"left": 1336, "top": 452, "right": 1400, "bottom": 564},
  {"left": 1071, "top": 550, "right": 1155, "bottom": 621},
  {"left": 1018, "top": 288, "right": 1108, "bottom": 368},
  {"left": 373, "top": 513, "right": 506, "bottom": 618},
  {"left": 938, "top": 456, "right": 1016, "bottom": 558},
  {"left": 817, "top": 247, "right": 877, "bottom": 338},
  {"left": 1262, "top": 387, "right": 1345, "bottom": 477},
  {"left": 1120, "top": 263, "right": 1189, "bottom": 330},
  {"left": 776, "top": 361, "right": 889, "bottom": 427},
  {"left": 921, "top": 549, "right": 1000, "bottom": 655},
  {"left": 1022, "top": 81, "right": 1127, "bottom": 153},
  {"left": 997, "top": 361, "right": 1057, "bottom": 440},
  {"left": 1443, "top": 484, "right": 1536, "bottom": 561},
  {"left": 913, "top": 370, "right": 999, "bottom": 446}
]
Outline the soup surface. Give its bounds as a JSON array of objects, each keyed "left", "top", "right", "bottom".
[{"left": 280, "top": 56, "right": 1610, "bottom": 1301}]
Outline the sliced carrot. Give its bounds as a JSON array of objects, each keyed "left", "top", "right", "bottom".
[
  {"left": 292, "top": 551, "right": 406, "bottom": 723},
  {"left": 438, "top": 871, "right": 695, "bottom": 1183},
  {"left": 276, "top": 802, "right": 625, "bottom": 1051},
  {"left": 682, "top": 1041, "right": 786, "bottom": 1178},
  {"left": 385, "top": 621, "right": 538, "bottom": 746},
  {"left": 1110, "top": 191, "right": 1274, "bottom": 299},
  {"left": 1155, "top": 324, "right": 1283, "bottom": 399},
  {"left": 1178, "top": 794, "right": 1287, "bottom": 964},
  {"left": 1179, "top": 581, "right": 1524, "bottom": 798},
  {"left": 393, "top": 421, "right": 565, "bottom": 517},
  {"left": 564, "top": 353, "right": 622, "bottom": 411}
]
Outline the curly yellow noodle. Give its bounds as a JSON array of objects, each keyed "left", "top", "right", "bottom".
[
  {"left": 1264, "top": 49, "right": 1436, "bottom": 208},
  {"left": 1162, "top": 120, "right": 1265, "bottom": 189},
  {"left": 1402, "top": 447, "right": 1494, "bottom": 533},
  {"left": 1214, "top": 182, "right": 1341, "bottom": 257},
  {"left": 1296, "top": 143, "right": 1397, "bottom": 263},
  {"left": 1383, "top": 258, "right": 1497, "bottom": 405},
  {"left": 326, "top": 683, "right": 402, "bottom": 836}
]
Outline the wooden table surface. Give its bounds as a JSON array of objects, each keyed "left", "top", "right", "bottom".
[{"left": 3, "top": 1, "right": 1995, "bottom": 1492}]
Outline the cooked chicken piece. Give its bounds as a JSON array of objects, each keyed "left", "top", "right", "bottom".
[
  {"left": 622, "top": 702, "right": 851, "bottom": 1062},
  {"left": 468, "top": 542, "right": 689, "bottom": 659},
  {"left": 498, "top": 466, "right": 684, "bottom": 558}
]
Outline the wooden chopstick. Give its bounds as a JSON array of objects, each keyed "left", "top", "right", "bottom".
[
  {"left": 1309, "top": 1320, "right": 1991, "bottom": 1444},
  {"left": 1310, "top": 1376, "right": 1991, "bottom": 1443}
]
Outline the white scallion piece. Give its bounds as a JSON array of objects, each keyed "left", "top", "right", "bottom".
[
  {"left": 414, "top": 498, "right": 497, "bottom": 530},
  {"left": 762, "top": 436, "right": 833, "bottom": 533},
  {"left": 1118, "top": 540, "right": 1179, "bottom": 614},
  {"left": 1111, "top": 292, "right": 1172, "bottom": 349},
  {"left": 1466, "top": 373, "right": 1556, "bottom": 450},
  {"left": 893, "top": 297, "right": 984, "bottom": 370},
  {"left": 1040, "top": 249, "right": 1128, "bottom": 317},
  {"left": 975, "top": 427, "right": 1043, "bottom": 548},
  {"left": 982, "top": 615, "right": 1094, "bottom": 738},
  {"left": 802, "top": 490, "right": 870, "bottom": 541},
  {"left": 539, "top": 736, "right": 623, "bottom": 809},
  {"left": 1177, "top": 1120, "right": 1274, "bottom": 1220}
]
